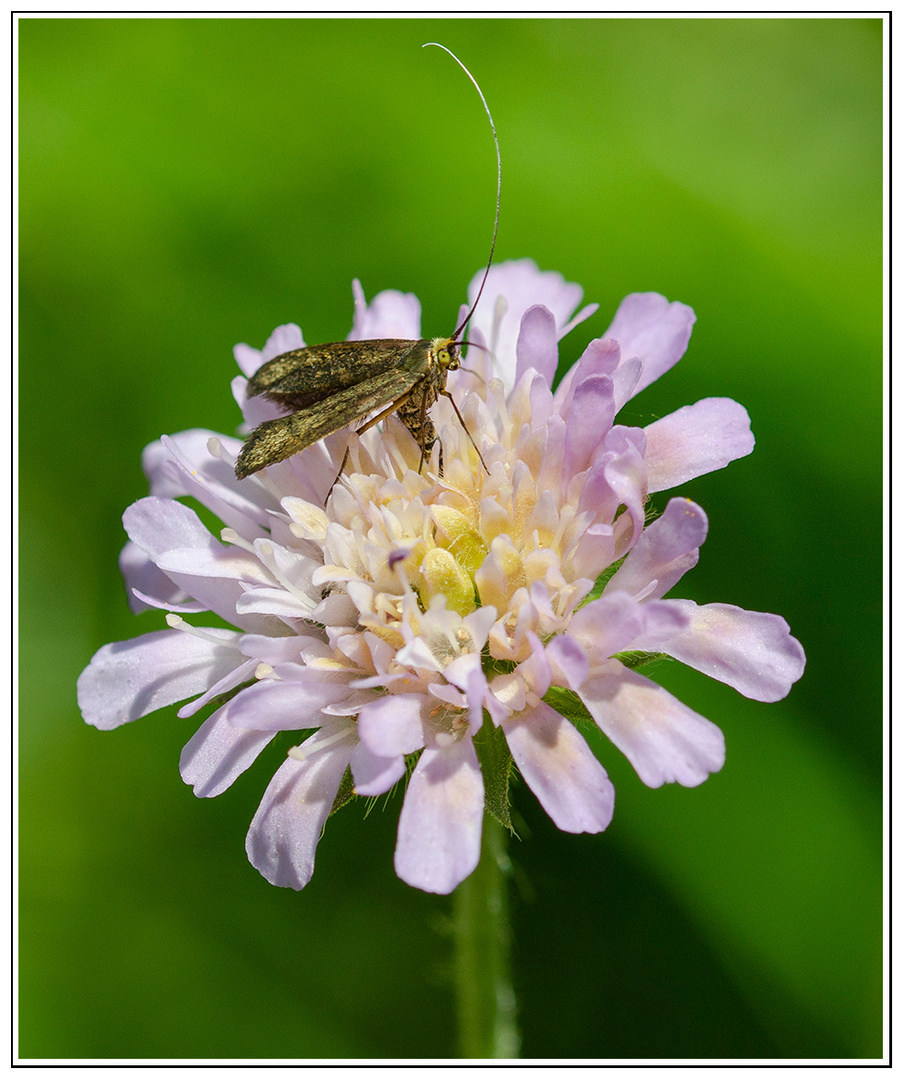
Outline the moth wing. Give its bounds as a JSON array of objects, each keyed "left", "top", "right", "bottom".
[
  {"left": 247, "top": 339, "right": 419, "bottom": 408},
  {"left": 235, "top": 366, "right": 421, "bottom": 478}
]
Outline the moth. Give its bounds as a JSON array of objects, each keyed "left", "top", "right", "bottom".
[{"left": 234, "top": 43, "right": 500, "bottom": 482}]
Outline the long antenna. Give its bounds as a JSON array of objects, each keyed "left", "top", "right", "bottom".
[{"left": 422, "top": 42, "right": 501, "bottom": 342}]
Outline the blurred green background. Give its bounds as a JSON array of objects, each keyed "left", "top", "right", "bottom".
[{"left": 18, "top": 17, "right": 884, "bottom": 1060}]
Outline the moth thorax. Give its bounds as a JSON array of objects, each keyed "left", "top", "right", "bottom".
[{"left": 431, "top": 336, "right": 460, "bottom": 372}]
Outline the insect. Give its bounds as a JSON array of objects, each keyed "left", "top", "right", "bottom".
[{"left": 234, "top": 43, "right": 500, "bottom": 481}]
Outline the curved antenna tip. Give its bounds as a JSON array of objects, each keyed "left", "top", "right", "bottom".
[{"left": 421, "top": 42, "right": 502, "bottom": 344}]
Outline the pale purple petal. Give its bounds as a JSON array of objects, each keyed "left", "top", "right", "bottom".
[
  {"left": 77, "top": 628, "right": 242, "bottom": 730},
  {"left": 395, "top": 637, "right": 443, "bottom": 673},
  {"left": 246, "top": 727, "right": 356, "bottom": 889},
  {"left": 603, "top": 293, "right": 696, "bottom": 397},
  {"left": 515, "top": 304, "right": 559, "bottom": 385},
  {"left": 123, "top": 496, "right": 216, "bottom": 556},
  {"left": 119, "top": 539, "right": 199, "bottom": 614},
  {"left": 227, "top": 670, "right": 356, "bottom": 730},
  {"left": 234, "top": 341, "right": 266, "bottom": 378},
  {"left": 566, "top": 521, "right": 617, "bottom": 581},
  {"left": 356, "top": 694, "right": 426, "bottom": 757},
  {"left": 504, "top": 702, "right": 614, "bottom": 833},
  {"left": 128, "top": 586, "right": 208, "bottom": 615},
  {"left": 177, "top": 656, "right": 258, "bottom": 718},
  {"left": 568, "top": 591, "right": 648, "bottom": 659},
  {"left": 350, "top": 741, "right": 407, "bottom": 796},
  {"left": 553, "top": 337, "right": 621, "bottom": 417},
  {"left": 233, "top": 323, "right": 304, "bottom": 385},
  {"left": 348, "top": 280, "right": 422, "bottom": 340},
  {"left": 145, "top": 432, "right": 276, "bottom": 539},
  {"left": 562, "top": 374, "right": 616, "bottom": 477},
  {"left": 463, "top": 663, "right": 491, "bottom": 734},
  {"left": 394, "top": 739, "right": 484, "bottom": 895},
  {"left": 466, "top": 259, "right": 589, "bottom": 388},
  {"left": 602, "top": 432, "right": 648, "bottom": 552},
  {"left": 660, "top": 600, "right": 806, "bottom": 702},
  {"left": 259, "top": 323, "right": 306, "bottom": 365},
  {"left": 528, "top": 370, "right": 555, "bottom": 429},
  {"left": 645, "top": 398, "right": 755, "bottom": 492},
  {"left": 151, "top": 543, "right": 277, "bottom": 634},
  {"left": 576, "top": 457, "right": 623, "bottom": 528},
  {"left": 146, "top": 539, "right": 268, "bottom": 588},
  {"left": 606, "top": 497, "right": 708, "bottom": 601},
  {"left": 236, "top": 587, "right": 317, "bottom": 620},
  {"left": 517, "top": 633, "right": 552, "bottom": 698},
  {"left": 462, "top": 605, "right": 499, "bottom": 651},
  {"left": 610, "top": 357, "right": 644, "bottom": 413},
  {"left": 123, "top": 501, "right": 262, "bottom": 589},
  {"left": 180, "top": 705, "right": 277, "bottom": 797},
  {"left": 233, "top": 373, "right": 285, "bottom": 428},
  {"left": 545, "top": 634, "right": 589, "bottom": 691},
  {"left": 256, "top": 436, "right": 349, "bottom": 509},
  {"left": 579, "top": 663, "right": 725, "bottom": 787},
  {"left": 442, "top": 650, "right": 484, "bottom": 693},
  {"left": 536, "top": 413, "right": 567, "bottom": 496},
  {"left": 238, "top": 634, "right": 319, "bottom": 665}
]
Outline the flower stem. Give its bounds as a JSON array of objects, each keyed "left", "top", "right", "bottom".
[{"left": 452, "top": 814, "right": 519, "bottom": 1058}]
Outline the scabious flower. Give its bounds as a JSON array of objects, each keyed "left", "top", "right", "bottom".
[{"left": 77, "top": 258, "right": 805, "bottom": 895}]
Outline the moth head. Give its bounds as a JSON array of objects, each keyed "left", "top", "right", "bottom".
[{"left": 432, "top": 337, "right": 460, "bottom": 372}]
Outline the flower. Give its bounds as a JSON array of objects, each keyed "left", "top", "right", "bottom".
[{"left": 78, "top": 259, "right": 806, "bottom": 895}]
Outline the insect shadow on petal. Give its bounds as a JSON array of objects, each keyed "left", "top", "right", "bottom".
[{"left": 234, "top": 43, "right": 500, "bottom": 482}]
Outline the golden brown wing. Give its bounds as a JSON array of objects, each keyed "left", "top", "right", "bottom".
[{"left": 235, "top": 365, "right": 421, "bottom": 478}]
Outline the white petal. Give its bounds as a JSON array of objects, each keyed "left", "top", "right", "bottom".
[
  {"left": 180, "top": 704, "right": 276, "bottom": 797},
  {"left": 350, "top": 741, "right": 407, "bottom": 796},
  {"left": 144, "top": 431, "right": 276, "bottom": 539},
  {"left": 227, "top": 672, "right": 356, "bottom": 730},
  {"left": 235, "top": 587, "right": 317, "bottom": 619},
  {"left": 246, "top": 732, "right": 355, "bottom": 890},
  {"left": 119, "top": 539, "right": 197, "bottom": 614},
  {"left": 348, "top": 280, "right": 422, "bottom": 340},
  {"left": 177, "top": 656, "right": 258, "bottom": 718},
  {"left": 357, "top": 694, "right": 426, "bottom": 757},
  {"left": 77, "top": 628, "right": 242, "bottom": 730},
  {"left": 394, "top": 740, "right": 484, "bottom": 895}
]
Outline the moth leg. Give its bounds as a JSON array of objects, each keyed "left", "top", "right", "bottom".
[
  {"left": 353, "top": 390, "right": 414, "bottom": 439},
  {"left": 440, "top": 390, "right": 489, "bottom": 474},
  {"left": 323, "top": 396, "right": 415, "bottom": 502},
  {"left": 397, "top": 386, "right": 438, "bottom": 474},
  {"left": 417, "top": 387, "right": 433, "bottom": 473},
  {"left": 320, "top": 391, "right": 418, "bottom": 499}
]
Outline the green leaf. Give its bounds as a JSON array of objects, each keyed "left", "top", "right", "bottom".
[
  {"left": 329, "top": 766, "right": 357, "bottom": 816},
  {"left": 613, "top": 651, "right": 670, "bottom": 672},
  {"left": 473, "top": 717, "right": 515, "bottom": 831},
  {"left": 542, "top": 685, "right": 594, "bottom": 727},
  {"left": 582, "top": 556, "right": 627, "bottom": 605}
]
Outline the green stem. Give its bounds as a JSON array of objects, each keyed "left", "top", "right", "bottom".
[{"left": 452, "top": 814, "right": 519, "bottom": 1059}]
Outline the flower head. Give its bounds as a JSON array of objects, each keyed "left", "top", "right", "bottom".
[{"left": 78, "top": 260, "right": 805, "bottom": 894}]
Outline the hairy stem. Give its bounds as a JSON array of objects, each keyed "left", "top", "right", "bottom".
[{"left": 452, "top": 815, "right": 519, "bottom": 1058}]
